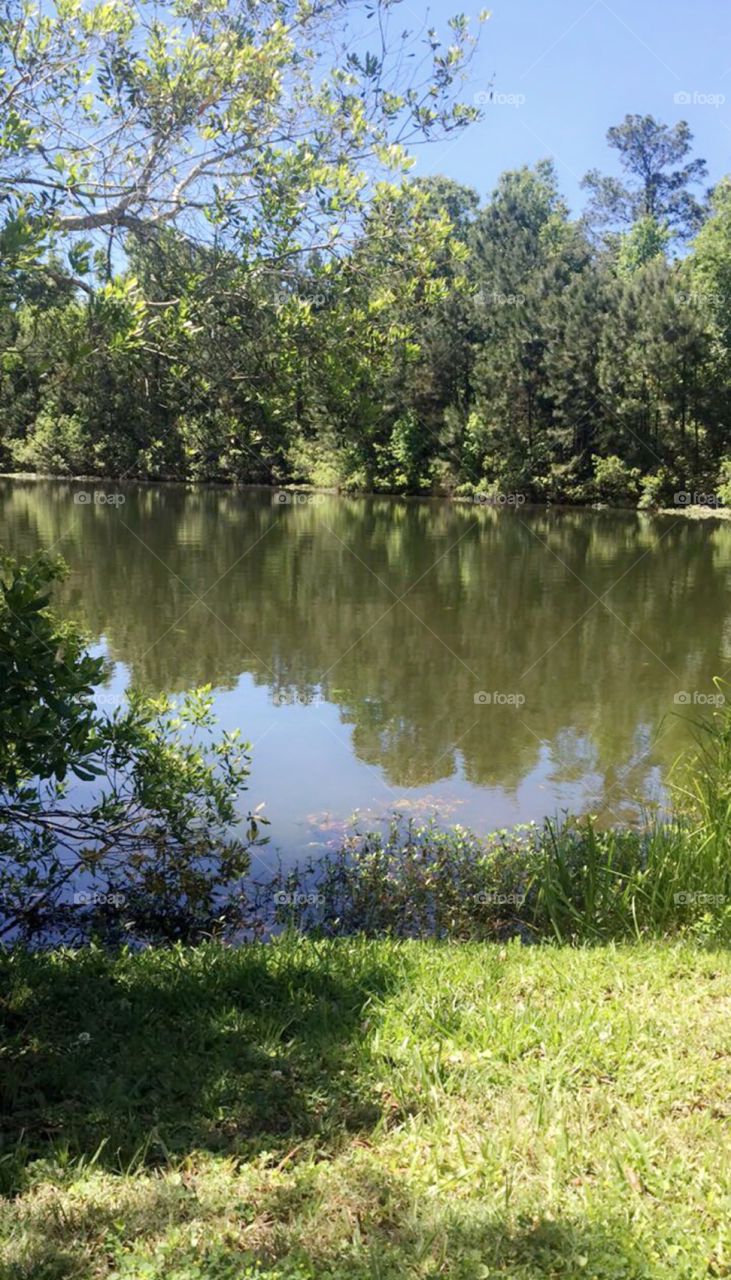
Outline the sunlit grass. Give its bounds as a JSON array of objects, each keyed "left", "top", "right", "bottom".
[{"left": 2, "top": 938, "right": 731, "bottom": 1279}]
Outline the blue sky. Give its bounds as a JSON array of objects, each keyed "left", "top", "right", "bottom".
[{"left": 406, "top": 0, "right": 730, "bottom": 213}]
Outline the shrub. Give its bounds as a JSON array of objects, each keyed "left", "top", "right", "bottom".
[
  {"left": 258, "top": 690, "right": 731, "bottom": 944},
  {"left": 10, "top": 411, "right": 91, "bottom": 474},
  {"left": 716, "top": 457, "right": 731, "bottom": 507},
  {"left": 638, "top": 467, "right": 676, "bottom": 509},
  {"left": 591, "top": 454, "right": 642, "bottom": 506},
  {"left": 386, "top": 412, "right": 432, "bottom": 492},
  {"left": 0, "top": 553, "right": 265, "bottom": 944}
]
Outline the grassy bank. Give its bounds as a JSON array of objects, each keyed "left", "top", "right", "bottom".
[
  {"left": 261, "top": 812, "right": 731, "bottom": 946},
  {"left": 257, "top": 696, "right": 731, "bottom": 948},
  {"left": 2, "top": 938, "right": 731, "bottom": 1279}
]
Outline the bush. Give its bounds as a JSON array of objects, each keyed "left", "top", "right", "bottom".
[
  {"left": 716, "top": 456, "right": 731, "bottom": 507},
  {"left": 0, "top": 553, "right": 266, "bottom": 943},
  {"left": 638, "top": 467, "right": 676, "bottom": 509},
  {"left": 591, "top": 454, "right": 642, "bottom": 506},
  {"left": 256, "top": 808, "right": 726, "bottom": 944},
  {"left": 385, "top": 412, "right": 432, "bottom": 492},
  {"left": 10, "top": 410, "right": 92, "bottom": 474},
  {"left": 286, "top": 429, "right": 344, "bottom": 488}
]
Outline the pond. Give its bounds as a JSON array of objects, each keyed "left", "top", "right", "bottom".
[{"left": 2, "top": 479, "right": 728, "bottom": 866}]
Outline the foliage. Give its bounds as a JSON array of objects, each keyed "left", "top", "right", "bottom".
[
  {"left": 0, "top": 553, "right": 264, "bottom": 942},
  {"left": 616, "top": 215, "right": 670, "bottom": 273},
  {"left": 582, "top": 113, "right": 708, "bottom": 242},
  {"left": 717, "top": 457, "right": 731, "bottom": 507},
  {"left": 1, "top": 102, "right": 730, "bottom": 506},
  {"left": 11, "top": 409, "right": 91, "bottom": 473},
  {"left": 637, "top": 467, "right": 676, "bottom": 509},
  {"left": 591, "top": 454, "right": 642, "bottom": 506},
  {"left": 0, "top": 0, "right": 483, "bottom": 291},
  {"left": 259, "top": 804, "right": 729, "bottom": 945}
]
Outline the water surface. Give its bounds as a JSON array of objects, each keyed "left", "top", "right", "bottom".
[{"left": 2, "top": 480, "right": 728, "bottom": 864}]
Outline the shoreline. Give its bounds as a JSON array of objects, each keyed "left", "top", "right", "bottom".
[{"left": 2, "top": 471, "right": 729, "bottom": 519}]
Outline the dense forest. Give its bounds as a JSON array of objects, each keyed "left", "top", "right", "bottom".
[{"left": 2, "top": 0, "right": 731, "bottom": 506}]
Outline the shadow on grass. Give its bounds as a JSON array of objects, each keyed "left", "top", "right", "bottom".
[
  {"left": 0, "top": 939, "right": 402, "bottom": 1189},
  {"left": 3, "top": 1161, "right": 658, "bottom": 1280}
]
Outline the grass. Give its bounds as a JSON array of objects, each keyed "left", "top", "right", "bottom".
[
  {"left": 261, "top": 811, "right": 731, "bottom": 945},
  {"left": 2, "top": 692, "right": 731, "bottom": 1277},
  {"left": 2, "top": 937, "right": 731, "bottom": 1279},
  {"left": 257, "top": 702, "right": 731, "bottom": 948}
]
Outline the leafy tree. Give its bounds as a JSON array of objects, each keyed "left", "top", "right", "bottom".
[
  {"left": 2, "top": 101, "right": 731, "bottom": 507},
  {"left": 583, "top": 114, "right": 708, "bottom": 244},
  {"left": 1, "top": 0, "right": 482, "bottom": 296},
  {"left": 691, "top": 178, "right": 731, "bottom": 351},
  {"left": 0, "top": 553, "right": 263, "bottom": 942},
  {"left": 616, "top": 215, "right": 671, "bottom": 273}
]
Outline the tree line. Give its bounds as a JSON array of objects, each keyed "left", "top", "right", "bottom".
[{"left": 1, "top": 0, "right": 730, "bottom": 506}]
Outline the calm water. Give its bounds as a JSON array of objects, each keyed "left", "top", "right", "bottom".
[{"left": 2, "top": 479, "right": 729, "bottom": 865}]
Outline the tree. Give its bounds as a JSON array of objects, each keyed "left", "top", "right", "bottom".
[
  {"left": 691, "top": 177, "right": 731, "bottom": 351},
  {"left": 582, "top": 114, "right": 708, "bottom": 245},
  {"left": 596, "top": 257, "right": 712, "bottom": 481},
  {"left": 467, "top": 162, "right": 581, "bottom": 493},
  {"left": 0, "top": 0, "right": 483, "bottom": 296},
  {"left": 0, "top": 553, "right": 264, "bottom": 942},
  {"left": 616, "top": 215, "right": 671, "bottom": 273}
]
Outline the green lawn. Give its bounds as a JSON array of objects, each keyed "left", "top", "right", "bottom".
[{"left": 2, "top": 938, "right": 730, "bottom": 1279}]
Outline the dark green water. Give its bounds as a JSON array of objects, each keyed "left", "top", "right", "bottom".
[{"left": 2, "top": 479, "right": 729, "bottom": 862}]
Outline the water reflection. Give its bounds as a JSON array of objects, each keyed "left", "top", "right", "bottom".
[{"left": 2, "top": 479, "right": 728, "bottom": 856}]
